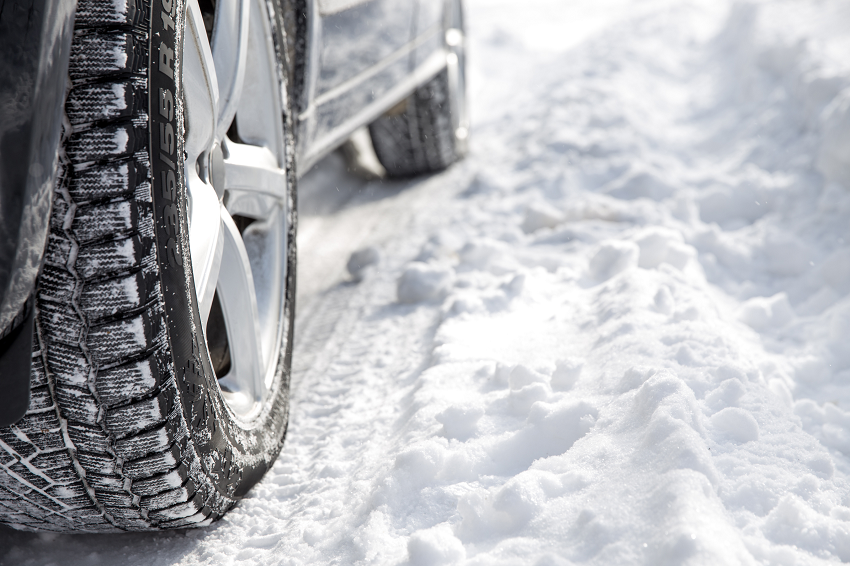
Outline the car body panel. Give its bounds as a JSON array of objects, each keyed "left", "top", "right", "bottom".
[
  {"left": 413, "top": 0, "right": 444, "bottom": 69},
  {"left": 0, "top": 0, "right": 76, "bottom": 425},
  {"left": 296, "top": 0, "right": 449, "bottom": 172},
  {"left": 0, "top": 307, "right": 34, "bottom": 427},
  {"left": 316, "top": 0, "right": 412, "bottom": 96}
]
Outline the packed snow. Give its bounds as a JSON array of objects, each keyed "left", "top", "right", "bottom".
[{"left": 6, "top": 0, "right": 850, "bottom": 563}]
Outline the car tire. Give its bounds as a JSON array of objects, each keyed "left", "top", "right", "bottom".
[
  {"left": 0, "top": 0, "right": 296, "bottom": 532},
  {"left": 368, "top": 0, "right": 469, "bottom": 178}
]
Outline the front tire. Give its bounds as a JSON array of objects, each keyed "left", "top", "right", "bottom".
[
  {"left": 0, "top": 0, "right": 296, "bottom": 532},
  {"left": 368, "top": 0, "right": 469, "bottom": 178}
]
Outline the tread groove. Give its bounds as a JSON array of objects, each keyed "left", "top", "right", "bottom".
[{"left": 36, "top": 313, "right": 119, "bottom": 528}]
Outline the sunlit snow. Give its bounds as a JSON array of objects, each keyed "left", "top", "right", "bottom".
[{"left": 6, "top": 0, "right": 850, "bottom": 564}]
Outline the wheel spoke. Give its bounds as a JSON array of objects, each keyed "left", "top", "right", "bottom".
[
  {"left": 223, "top": 140, "right": 287, "bottom": 219},
  {"left": 188, "top": 174, "right": 224, "bottom": 327},
  {"left": 232, "top": 0, "right": 285, "bottom": 161},
  {"left": 211, "top": 0, "right": 250, "bottom": 141},
  {"left": 216, "top": 210, "right": 265, "bottom": 409},
  {"left": 184, "top": 0, "right": 219, "bottom": 165}
]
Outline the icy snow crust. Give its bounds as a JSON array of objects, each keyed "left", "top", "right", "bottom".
[{"left": 7, "top": 0, "right": 850, "bottom": 563}]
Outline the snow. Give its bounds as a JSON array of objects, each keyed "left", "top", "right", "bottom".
[
  {"left": 6, "top": 0, "right": 850, "bottom": 563},
  {"left": 346, "top": 247, "right": 380, "bottom": 282},
  {"left": 397, "top": 262, "right": 455, "bottom": 304}
]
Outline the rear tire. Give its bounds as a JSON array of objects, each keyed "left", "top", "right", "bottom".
[
  {"left": 0, "top": 0, "right": 296, "bottom": 532},
  {"left": 368, "top": 0, "right": 468, "bottom": 178}
]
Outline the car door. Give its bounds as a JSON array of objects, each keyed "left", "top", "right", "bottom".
[
  {"left": 300, "top": 0, "right": 415, "bottom": 169},
  {"left": 411, "top": 0, "right": 445, "bottom": 70}
]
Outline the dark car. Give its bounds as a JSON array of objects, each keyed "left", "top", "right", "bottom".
[{"left": 0, "top": 0, "right": 467, "bottom": 532}]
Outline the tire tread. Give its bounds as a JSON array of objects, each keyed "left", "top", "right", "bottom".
[
  {"left": 0, "top": 0, "right": 210, "bottom": 532},
  {"left": 369, "top": 69, "right": 458, "bottom": 177}
]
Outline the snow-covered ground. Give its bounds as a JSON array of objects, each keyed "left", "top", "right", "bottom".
[{"left": 7, "top": 0, "right": 850, "bottom": 563}]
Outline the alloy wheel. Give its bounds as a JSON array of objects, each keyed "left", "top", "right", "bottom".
[{"left": 183, "top": 0, "right": 289, "bottom": 419}]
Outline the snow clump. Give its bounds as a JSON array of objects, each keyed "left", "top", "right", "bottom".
[
  {"left": 346, "top": 246, "right": 380, "bottom": 281},
  {"left": 397, "top": 262, "right": 455, "bottom": 303}
]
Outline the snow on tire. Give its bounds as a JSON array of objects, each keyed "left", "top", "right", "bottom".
[{"left": 0, "top": 0, "right": 295, "bottom": 532}]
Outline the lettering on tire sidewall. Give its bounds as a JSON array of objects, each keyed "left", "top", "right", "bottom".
[{"left": 150, "top": 0, "right": 244, "bottom": 501}]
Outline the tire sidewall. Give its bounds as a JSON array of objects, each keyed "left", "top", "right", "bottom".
[{"left": 150, "top": 0, "right": 295, "bottom": 504}]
